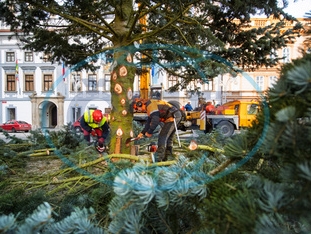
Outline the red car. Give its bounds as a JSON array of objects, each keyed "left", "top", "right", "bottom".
[{"left": 0, "top": 120, "right": 32, "bottom": 132}]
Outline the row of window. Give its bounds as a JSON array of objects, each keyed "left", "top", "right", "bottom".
[
  {"left": 270, "top": 47, "right": 291, "bottom": 63},
  {"left": 7, "top": 72, "right": 214, "bottom": 93},
  {"left": 5, "top": 47, "right": 292, "bottom": 64},
  {"left": 6, "top": 74, "right": 54, "bottom": 92},
  {"left": 164, "top": 75, "right": 277, "bottom": 92},
  {"left": 256, "top": 76, "right": 277, "bottom": 91},
  {"left": 5, "top": 72, "right": 278, "bottom": 93},
  {"left": 5, "top": 47, "right": 291, "bottom": 69},
  {"left": 5, "top": 73, "right": 112, "bottom": 92},
  {"left": 4, "top": 51, "right": 281, "bottom": 93},
  {"left": 168, "top": 76, "right": 214, "bottom": 91},
  {"left": 6, "top": 51, "right": 35, "bottom": 62},
  {"left": 5, "top": 51, "right": 53, "bottom": 63}
]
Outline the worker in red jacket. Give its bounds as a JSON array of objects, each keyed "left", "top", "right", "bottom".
[
  {"left": 80, "top": 109, "right": 110, "bottom": 153},
  {"left": 137, "top": 99, "right": 182, "bottom": 162},
  {"left": 205, "top": 101, "right": 215, "bottom": 114}
]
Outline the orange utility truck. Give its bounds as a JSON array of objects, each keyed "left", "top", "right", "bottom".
[{"left": 204, "top": 100, "right": 259, "bottom": 137}]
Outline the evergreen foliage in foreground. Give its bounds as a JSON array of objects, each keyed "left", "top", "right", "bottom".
[
  {"left": 1, "top": 54, "right": 311, "bottom": 233},
  {"left": 0, "top": 202, "right": 105, "bottom": 233}
]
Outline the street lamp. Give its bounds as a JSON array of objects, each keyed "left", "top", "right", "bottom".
[
  {"left": 223, "top": 75, "right": 237, "bottom": 103},
  {"left": 73, "top": 72, "right": 79, "bottom": 121}
]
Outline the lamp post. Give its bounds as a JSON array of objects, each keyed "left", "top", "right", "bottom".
[
  {"left": 73, "top": 73, "right": 78, "bottom": 121},
  {"left": 223, "top": 75, "right": 237, "bottom": 104},
  {"left": 220, "top": 74, "right": 223, "bottom": 105}
]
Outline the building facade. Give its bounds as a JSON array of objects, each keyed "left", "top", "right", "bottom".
[{"left": 0, "top": 25, "right": 112, "bottom": 129}]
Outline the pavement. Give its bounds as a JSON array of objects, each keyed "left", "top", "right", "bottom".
[
  {"left": 0, "top": 131, "right": 31, "bottom": 142},
  {"left": 178, "top": 129, "right": 200, "bottom": 138}
]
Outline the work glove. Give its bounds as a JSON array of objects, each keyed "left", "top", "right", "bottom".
[
  {"left": 95, "top": 141, "right": 106, "bottom": 153},
  {"left": 137, "top": 132, "right": 144, "bottom": 139},
  {"left": 145, "top": 132, "right": 152, "bottom": 138},
  {"left": 96, "top": 145, "right": 106, "bottom": 153}
]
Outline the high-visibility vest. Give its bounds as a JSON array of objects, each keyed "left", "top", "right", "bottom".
[{"left": 83, "top": 110, "right": 107, "bottom": 129}]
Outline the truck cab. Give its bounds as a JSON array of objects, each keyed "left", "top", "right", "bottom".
[
  {"left": 205, "top": 100, "right": 259, "bottom": 137},
  {"left": 219, "top": 100, "right": 259, "bottom": 128}
]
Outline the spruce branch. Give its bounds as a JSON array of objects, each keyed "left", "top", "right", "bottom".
[{"left": 208, "top": 158, "right": 234, "bottom": 176}]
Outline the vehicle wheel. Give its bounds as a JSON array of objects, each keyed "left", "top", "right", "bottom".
[
  {"left": 11, "top": 128, "right": 16, "bottom": 133},
  {"left": 25, "top": 130, "right": 29, "bottom": 132},
  {"left": 216, "top": 121, "right": 234, "bottom": 137}
]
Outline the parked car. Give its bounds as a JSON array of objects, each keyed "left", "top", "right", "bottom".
[{"left": 0, "top": 120, "right": 32, "bottom": 132}]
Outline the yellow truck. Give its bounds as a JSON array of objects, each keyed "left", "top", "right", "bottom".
[{"left": 184, "top": 100, "right": 259, "bottom": 137}]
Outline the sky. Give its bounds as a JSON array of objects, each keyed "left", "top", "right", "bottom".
[{"left": 282, "top": 0, "right": 311, "bottom": 17}]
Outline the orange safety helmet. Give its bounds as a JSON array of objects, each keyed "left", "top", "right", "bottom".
[{"left": 92, "top": 109, "right": 103, "bottom": 122}]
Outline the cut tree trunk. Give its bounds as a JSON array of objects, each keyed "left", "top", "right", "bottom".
[{"left": 109, "top": 50, "right": 136, "bottom": 155}]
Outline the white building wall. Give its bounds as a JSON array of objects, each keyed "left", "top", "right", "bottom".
[{"left": 1, "top": 101, "right": 32, "bottom": 124}]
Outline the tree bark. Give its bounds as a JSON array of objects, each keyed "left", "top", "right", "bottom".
[
  {"left": 109, "top": 50, "right": 135, "bottom": 154},
  {"left": 108, "top": 0, "right": 136, "bottom": 154}
]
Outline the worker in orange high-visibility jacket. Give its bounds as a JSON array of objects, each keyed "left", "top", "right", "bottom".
[
  {"left": 80, "top": 109, "right": 110, "bottom": 153},
  {"left": 137, "top": 99, "right": 182, "bottom": 162}
]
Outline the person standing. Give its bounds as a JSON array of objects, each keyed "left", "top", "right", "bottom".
[
  {"left": 137, "top": 99, "right": 182, "bottom": 162},
  {"left": 80, "top": 109, "right": 110, "bottom": 153},
  {"left": 184, "top": 101, "right": 193, "bottom": 111}
]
